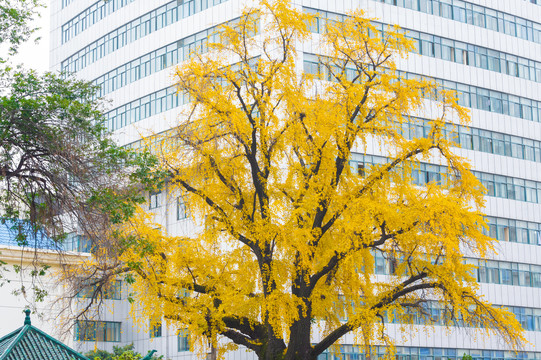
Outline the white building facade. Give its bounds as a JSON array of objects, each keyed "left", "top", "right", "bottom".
[
  {"left": 49, "top": 0, "right": 541, "bottom": 359},
  {"left": 0, "top": 225, "right": 89, "bottom": 348}
]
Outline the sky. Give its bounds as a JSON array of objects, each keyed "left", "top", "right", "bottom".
[{"left": 9, "top": 1, "right": 51, "bottom": 72}]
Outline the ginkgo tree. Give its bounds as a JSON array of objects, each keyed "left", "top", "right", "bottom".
[{"left": 79, "top": 0, "right": 525, "bottom": 359}]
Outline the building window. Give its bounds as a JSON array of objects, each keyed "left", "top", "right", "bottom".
[
  {"left": 357, "top": 162, "right": 365, "bottom": 177},
  {"left": 61, "top": 0, "right": 135, "bottom": 43},
  {"left": 149, "top": 191, "right": 161, "bottom": 209},
  {"left": 75, "top": 321, "right": 121, "bottom": 342},
  {"left": 65, "top": 234, "right": 93, "bottom": 253},
  {"left": 178, "top": 329, "right": 190, "bottom": 351},
  {"left": 177, "top": 195, "right": 188, "bottom": 220},
  {"left": 61, "top": 0, "right": 233, "bottom": 74},
  {"left": 150, "top": 318, "right": 162, "bottom": 338},
  {"left": 179, "top": 288, "right": 190, "bottom": 298},
  {"left": 77, "top": 280, "right": 122, "bottom": 300}
]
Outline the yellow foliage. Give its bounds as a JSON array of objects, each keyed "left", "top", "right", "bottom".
[{"left": 78, "top": 1, "right": 526, "bottom": 359}]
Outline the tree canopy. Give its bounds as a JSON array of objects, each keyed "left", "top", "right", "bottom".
[
  {"left": 74, "top": 1, "right": 525, "bottom": 360},
  {"left": 84, "top": 344, "right": 162, "bottom": 360},
  {"left": 0, "top": 0, "right": 43, "bottom": 62},
  {"left": 0, "top": 0, "right": 144, "bottom": 306},
  {"left": 0, "top": 68, "right": 143, "bottom": 241},
  {"left": 0, "top": 0, "right": 144, "bottom": 245}
]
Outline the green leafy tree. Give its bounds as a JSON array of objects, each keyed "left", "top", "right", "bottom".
[
  {"left": 84, "top": 344, "right": 162, "bottom": 360},
  {"left": 0, "top": 0, "right": 146, "bottom": 308},
  {"left": 0, "top": 68, "right": 148, "bottom": 310},
  {"left": 0, "top": 0, "right": 43, "bottom": 61},
  {"left": 0, "top": 68, "right": 143, "bottom": 240},
  {"left": 0, "top": 0, "right": 149, "bottom": 248}
]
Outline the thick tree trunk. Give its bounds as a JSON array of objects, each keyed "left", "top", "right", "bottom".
[
  {"left": 263, "top": 330, "right": 288, "bottom": 360},
  {"left": 284, "top": 300, "right": 314, "bottom": 360}
]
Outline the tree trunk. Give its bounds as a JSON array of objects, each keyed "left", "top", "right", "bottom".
[
  {"left": 207, "top": 343, "right": 217, "bottom": 360},
  {"left": 284, "top": 300, "right": 314, "bottom": 360},
  {"left": 264, "top": 330, "right": 288, "bottom": 360}
]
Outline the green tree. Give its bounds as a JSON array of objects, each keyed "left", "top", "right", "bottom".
[
  {"left": 84, "top": 344, "right": 162, "bottom": 360},
  {"left": 0, "top": 68, "right": 142, "bottom": 241},
  {"left": 0, "top": 0, "right": 145, "bottom": 306},
  {"left": 0, "top": 0, "right": 43, "bottom": 61},
  {"left": 0, "top": 0, "right": 146, "bottom": 248}
]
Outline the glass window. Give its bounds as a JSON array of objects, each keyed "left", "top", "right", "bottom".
[
  {"left": 106, "top": 280, "right": 122, "bottom": 300},
  {"left": 519, "top": 264, "right": 531, "bottom": 286},
  {"left": 475, "top": 48, "right": 488, "bottom": 69},
  {"left": 479, "top": 132, "right": 493, "bottom": 153},
  {"left": 453, "top": 4, "right": 466, "bottom": 22},
  {"left": 149, "top": 191, "right": 161, "bottom": 209},
  {"left": 500, "top": 263, "right": 512, "bottom": 285},
  {"left": 62, "top": 0, "right": 136, "bottom": 43},
  {"left": 150, "top": 319, "right": 162, "bottom": 338},
  {"left": 487, "top": 262, "right": 500, "bottom": 284},
  {"left": 420, "top": 36, "right": 434, "bottom": 57},
  {"left": 62, "top": 0, "right": 233, "bottom": 72},
  {"left": 375, "top": 253, "right": 387, "bottom": 274},
  {"left": 477, "top": 263, "right": 487, "bottom": 282},
  {"left": 357, "top": 162, "right": 366, "bottom": 177},
  {"left": 77, "top": 280, "right": 122, "bottom": 300},
  {"left": 487, "top": 50, "right": 501, "bottom": 72},
  {"left": 459, "top": 129, "right": 473, "bottom": 150},
  {"left": 504, "top": 21, "right": 516, "bottom": 36},
  {"left": 532, "top": 269, "right": 541, "bottom": 287},
  {"left": 177, "top": 195, "right": 189, "bottom": 220},
  {"left": 494, "top": 176, "right": 507, "bottom": 198},
  {"left": 65, "top": 234, "right": 93, "bottom": 253},
  {"left": 75, "top": 321, "right": 121, "bottom": 342},
  {"left": 178, "top": 329, "right": 190, "bottom": 351},
  {"left": 441, "top": 39, "right": 454, "bottom": 61}
]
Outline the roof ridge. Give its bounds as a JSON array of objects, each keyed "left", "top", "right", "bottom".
[
  {"left": 0, "top": 327, "right": 22, "bottom": 345},
  {"left": 0, "top": 323, "right": 91, "bottom": 360},
  {"left": 25, "top": 326, "right": 91, "bottom": 360},
  {"left": 0, "top": 332, "right": 18, "bottom": 358},
  {"left": 0, "top": 325, "right": 30, "bottom": 360},
  {"left": 0, "top": 327, "right": 21, "bottom": 348}
]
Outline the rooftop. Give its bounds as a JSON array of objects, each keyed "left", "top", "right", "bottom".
[{"left": 0, "top": 310, "right": 89, "bottom": 360}]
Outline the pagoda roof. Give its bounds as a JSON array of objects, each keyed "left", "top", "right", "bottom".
[{"left": 0, "top": 310, "right": 90, "bottom": 360}]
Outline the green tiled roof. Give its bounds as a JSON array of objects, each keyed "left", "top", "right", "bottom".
[{"left": 0, "top": 310, "right": 90, "bottom": 360}]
